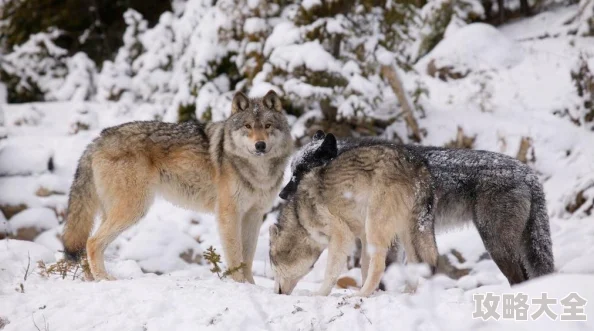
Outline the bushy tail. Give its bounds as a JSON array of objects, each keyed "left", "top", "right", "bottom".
[
  {"left": 523, "top": 176, "right": 555, "bottom": 278},
  {"left": 62, "top": 148, "right": 98, "bottom": 262}
]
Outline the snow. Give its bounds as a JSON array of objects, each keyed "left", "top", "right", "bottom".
[
  {"left": 270, "top": 41, "right": 342, "bottom": 73},
  {"left": 243, "top": 17, "right": 267, "bottom": 35},
  {"left": 263, "top": 22, "right": 301, "bottom": 56},
  {"left": 0, "top": 143, "right": 52, "bottom": 176},
  {"left": 416, "top": 23, "right": 525, "bottom": 73},
  {"left": 0, "top": 3, "right": 593, "bottom": 331},
  {"left": 302, "top": 0, "right": 322, "bottom": 11},
  {"left": 2, "top": 235, "right": 593, "bottom": 331},
  {"left": 7, "top": 208, "right": 59, "bottom": 232}
]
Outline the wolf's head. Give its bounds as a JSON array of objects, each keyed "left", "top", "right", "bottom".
[
  {"left": 227, "top": 90, "right": 291, "bottom": 158},
  {"left": 269, "top": 220, "right": 325, "bottom": 295},
  {"left": 278, "top": 130, "right": 337, "bottom": 200}
]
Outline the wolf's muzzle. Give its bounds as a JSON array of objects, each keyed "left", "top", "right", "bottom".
[{"left": 255, "top": 141, "right": 266, "bottom": 152}]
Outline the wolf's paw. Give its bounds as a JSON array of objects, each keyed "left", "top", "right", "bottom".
[
  {"left": 314, "top": 287, "right": 332, "bottom": 297},
  {"left": 94, "top": 273, "right": 117, "bottom": 281},
  {"left": 229, "top": 273, "right": 246, "bottom": 283},
  {"left": 244, "top": 272, "right": 256, "bottom": 285},
  {"left": 348, "top": 290, "right": 373, "bottom": 298}
]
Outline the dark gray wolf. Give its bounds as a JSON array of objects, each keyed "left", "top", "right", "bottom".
[
  {"left": 272, "top": 132, "right": 554, "bottom": 296},
  {"left": 63, "top": 90, "right": 293, "bottom": 282}
]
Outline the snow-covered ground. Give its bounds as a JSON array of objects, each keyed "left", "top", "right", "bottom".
[{"left": 1, "top": 6, "right": 594, "bottom": 331}]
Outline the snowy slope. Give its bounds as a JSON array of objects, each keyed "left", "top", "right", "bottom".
[{"left": 1, "top": 7, "right": 594, "bottom": 331}]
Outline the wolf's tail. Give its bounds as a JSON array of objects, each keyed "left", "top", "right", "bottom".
[
  {"left": 522, "top": 175, "right": 555, "bottom": 278},
  {"left": 62, "top": 147, "right": 99, "bottom": 262}
]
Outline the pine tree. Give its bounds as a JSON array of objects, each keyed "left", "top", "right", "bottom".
[
  {"left": 96, "top": 9, "right": 147, "bottom": 103},
  {"left": 0, "top": 30, "right": 68, "bottom": 102}
]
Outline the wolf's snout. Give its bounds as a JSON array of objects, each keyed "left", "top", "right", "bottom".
[{"left": 255, "top": 141, "right": 266, "bottom": 152}]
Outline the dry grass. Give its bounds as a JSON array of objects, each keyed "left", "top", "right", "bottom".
[{"left": 37, "top": 257, "right": 91, "bottom": 280}]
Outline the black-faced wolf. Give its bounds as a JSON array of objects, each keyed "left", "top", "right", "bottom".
[
  {"left": 63, "top": 90, "right": 293, "bottom": 283},
  {"left": 271, "top": 132, "right": 554, "bottom": 296}
]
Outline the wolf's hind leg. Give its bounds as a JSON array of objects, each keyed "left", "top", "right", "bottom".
[
  {"left": 360, "top": 236, "right": 370, "bottom": 285},
  {"left": 87, "top": 157, "right": 154, "bottom": 281},
  {"left": 87, "top": 197, "right": 151, "bottom": 280},
  {"left": 356, "top": 243, "right": 388, "bottom": 297},
  {"left": 356, "top": 195, "right": 398, "bottom": 297},
  {"left": 474, "top": 189, "right": 530, "bottom": 285},
  {"left": 399, "top": 225, "right": 438, "bottom": 293},
  {"left": 396, "top": 195, "right": 439, "bottom": 293}
]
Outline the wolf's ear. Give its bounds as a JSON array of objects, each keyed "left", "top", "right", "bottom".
[
  {"left": 317, "top": 133, "right": 338, "bottom": 160},
  {"left": 312, "top": 130, "right": 325, "bottom": 141},
  {"left": 269, "top": 223, "right": 280, "bottom": 237},
  {"left": 232, "top": 91, "right": 249, "bottom": 114},
  {"left": 263, "top": 90, "right": 282, "bottom": 112}
]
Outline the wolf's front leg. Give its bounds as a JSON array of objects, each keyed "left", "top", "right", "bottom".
[
  {"left": 316, "top": 224, "right": 354, "bottom": 296},
  {"left": 241, "top": 207, "right": 265, "bottom": 284},
  {"left": 217, "top": 190, "right": 245, "bottom": 283}
]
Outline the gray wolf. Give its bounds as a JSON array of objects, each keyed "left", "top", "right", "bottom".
[
  {"left": 272, "top": 132, "right": 554, "bottom": 296},
  {"left": 270, "top": 131, "right": 439, "bottom": 297},
  {"left": 63, "top": 90, "right": 293, "bottom": 283}
]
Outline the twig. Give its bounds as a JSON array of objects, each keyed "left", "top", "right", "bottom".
[
  {"left": 32, "top": 313, "right": 49, "bottom": 331},
  {"left": 563, "top": 0, "right": 593, "bottom": 25},
  {"left": 24, "top": 252, "right": 31, "bottom": 281},
  {"left": 72, "top": 264, "right": 80, "bottom": 280},
  {"left": 327, "top": 311, "right": 344, "bottom": 323},
  {"left": 360, "top": 308, "right": 372, "bottom": 325}
]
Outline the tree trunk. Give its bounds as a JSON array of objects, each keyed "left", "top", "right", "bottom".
[
  {"left": 520, "top": 0, "right": 531, "bottom": 17},
  {"left": 498, "top": 0, "right": 505, "bottom": 24}
]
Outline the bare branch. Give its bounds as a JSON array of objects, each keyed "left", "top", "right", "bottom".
[
  {"left": 32, "top": 313, "right": 49, "bottom": 331},
  {"left": 516, "top": 137, "right": 533, "bottom": 164},
  {"left": 23, "top": 252, "right": 31, "bottom": 281},
  {"left": 381, "top": 65, "right": 423, "bottom": 142}
]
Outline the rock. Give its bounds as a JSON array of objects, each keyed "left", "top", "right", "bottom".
[
  {"left": 7, "top": 207, "right": 59, "bottom": 241},
  {"left": 35, "top": 187, "right": 53, "bottom": 197},
  {"left": 336, "top": 276, "right": 358, "bottom": 289},
  {"left": 0, "top": 143, "right": 54, "bottom": 176},
  {"left": 0, "top": 204, "right": 27, "bottom": 220},
  {"left": 436, "top": 249, "right": 471, "bottom": 280},
  {"left": 14, "top": 227, "right": 41, "bottom": 242},
  {"left": 179, "top": 248, "right": 202, "bottom": 264},
  {"left": 35, "top": 186, "right": 65, "bottom": 197}
]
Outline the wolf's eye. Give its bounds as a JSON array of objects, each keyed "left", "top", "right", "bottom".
[
  {"left": 245, "top": 124, "right": 252, "bottom": 129},
  {"left": 265, "top": 124, "right": 272, "bottom": 129}
]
